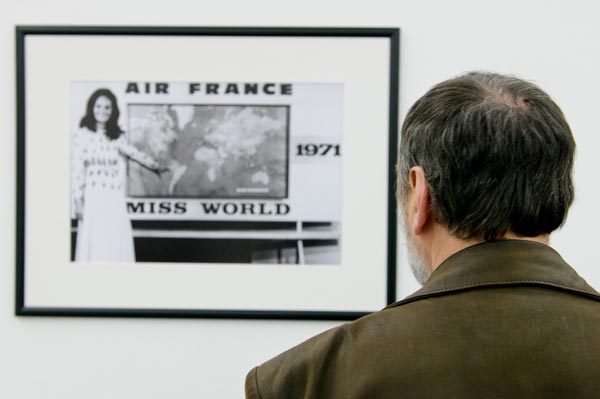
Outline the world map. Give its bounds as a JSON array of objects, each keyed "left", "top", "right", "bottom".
[{"left": 126, "top": 104, "right": 288, "bottom": 198}]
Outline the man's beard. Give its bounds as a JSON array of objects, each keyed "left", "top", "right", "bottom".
[{"left": 399, "top": 203, "right": 431, "bottom": 285}]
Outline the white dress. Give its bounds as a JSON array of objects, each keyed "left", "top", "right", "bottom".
[{"left": 71, "top": 127, "right": 158, "bottom": 262}]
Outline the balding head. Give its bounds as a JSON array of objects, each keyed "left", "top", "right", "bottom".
[{"left": 397, "top": 72, "right": 575, "bottom": 241}]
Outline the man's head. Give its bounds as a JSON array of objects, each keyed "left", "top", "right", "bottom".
[{"left": 397, "top": 72, "right": 576, "bottom": 283}]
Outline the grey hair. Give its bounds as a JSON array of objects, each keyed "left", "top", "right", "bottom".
[{"left": 396, "top": 71, "right": 575, "bottom": 241}]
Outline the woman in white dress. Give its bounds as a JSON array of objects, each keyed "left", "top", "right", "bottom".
[{"left": 72, "top": 88, "right": 165, "bottom": 262}]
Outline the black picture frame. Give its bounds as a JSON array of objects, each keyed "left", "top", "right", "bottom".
[{"left": 15, "top": 26, "right": 399, "bottom": 320}]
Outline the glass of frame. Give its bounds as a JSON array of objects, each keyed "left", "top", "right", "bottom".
[{"left": 15, "top": 26, "right": 399, "bottom": 319}]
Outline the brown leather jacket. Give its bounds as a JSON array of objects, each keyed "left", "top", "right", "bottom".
[{"left": 246, "top": 240, "right": 600, "bottom": 399}]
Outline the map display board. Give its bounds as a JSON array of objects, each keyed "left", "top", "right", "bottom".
[{"left": 127, "top": 104, "right": 289, "bottom": 199}]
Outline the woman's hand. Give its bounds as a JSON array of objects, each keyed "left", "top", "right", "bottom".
[{"left": 152, "top": 163, "right": 170, "bottom": 177}]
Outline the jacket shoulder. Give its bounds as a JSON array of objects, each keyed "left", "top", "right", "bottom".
[
  {"left": 245, "top": 307, "right": 413, "bottom": 399},
  {"left": 246, "top": 285, "right": 600, "bottom": 399}
]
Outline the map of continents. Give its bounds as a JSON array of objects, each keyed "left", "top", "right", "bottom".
[{"left": 127, "top": 104, "right": 288, "bottom": 198}]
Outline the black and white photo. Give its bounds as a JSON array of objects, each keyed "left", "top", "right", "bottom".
[
  {"left": 70, "top": 81, "right": 344, "bottom": 265},
  {"left": 16, "top": 27, "right": 398, "bottom": 318}
]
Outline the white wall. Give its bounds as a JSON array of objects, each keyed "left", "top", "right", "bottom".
[{"left": 2, "top": 1, "right": 599, "bottom": 397}]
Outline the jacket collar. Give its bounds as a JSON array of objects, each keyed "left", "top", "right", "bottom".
[{"left": 386, "top": 240, "right": 600, "bottom": 309}]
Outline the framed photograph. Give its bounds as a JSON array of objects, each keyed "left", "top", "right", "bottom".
[{"left": 16, "top": 26, "right": 399, "bottom": 319}]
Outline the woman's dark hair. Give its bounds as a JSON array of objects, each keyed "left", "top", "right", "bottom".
[
  {"left": 397, "top": 71, "right": 576, "bottom": 241},
  {"left": 79, "top": 88, "right": 124, "bottom": 140}
]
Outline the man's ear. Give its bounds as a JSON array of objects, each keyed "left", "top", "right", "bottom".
[{"left": 409, "top": 166, "right": 432, "bottom": 236}]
